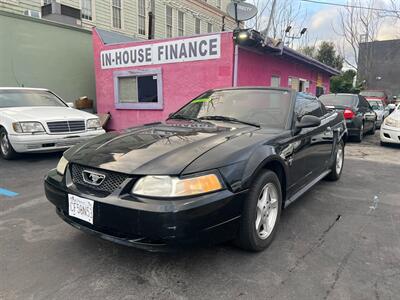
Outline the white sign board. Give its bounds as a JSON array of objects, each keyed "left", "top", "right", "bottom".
[{"left": 101, "top": 34, "right": 221, "bottom": 69}]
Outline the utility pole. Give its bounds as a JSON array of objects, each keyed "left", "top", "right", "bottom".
[{"left": 263, "top": 0, "right": 277, "bottom": 44}]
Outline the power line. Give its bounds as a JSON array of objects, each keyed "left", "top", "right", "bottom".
[{"left": 300, "top": 0, "right": 400, "bottom": 13}]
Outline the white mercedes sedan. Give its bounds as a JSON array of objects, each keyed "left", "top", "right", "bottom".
[
  {"left": 380, "top": 104, "right": 400, "bottom": 146},
  {"left": 0, "top": 88, "right": 105, "bottom": 159}
]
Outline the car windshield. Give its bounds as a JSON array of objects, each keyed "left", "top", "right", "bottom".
[
  {"left": 171, "top": 89, "right": 292, "bottom": 129},
  {"left": 319, "top": 94, "right": 357, "bottom": 107},
  {"left": 0, "top": 90, "right": 66, "bottom": 108},
  {"left": 360, "top": 91, "right": 385, "bottom": 98},
  {"left": 368, "top": 100, "right": 384, "bottom": 110}
]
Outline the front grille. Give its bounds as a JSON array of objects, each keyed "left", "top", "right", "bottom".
[
  {"left": 47, "top": 120, "right": 85, "bottom": 133},
  {"left": 70, "top": 164, "right": 130, "bottom": 194}
]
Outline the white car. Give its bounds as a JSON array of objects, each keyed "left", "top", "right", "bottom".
[
  {"left": 380, "top": 104, "right": 400, "bottom": 146},
  {"left": 367, "top": 99, "right": 388, "bottom": 127},
  {"left": 0, "top": 87, "right": 105, "bottom": 159}
]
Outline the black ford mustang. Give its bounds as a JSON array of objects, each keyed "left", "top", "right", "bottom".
[{"left": 45, "top": 87, "right": 347, "bottom": 252}]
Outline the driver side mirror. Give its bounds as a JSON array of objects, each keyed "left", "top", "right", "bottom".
[
  {"left": 67, "top": 102, "right": 75, "bottom": 108},
  {"left": 295, "top": 115, "right": 321, "bottom": 131}
]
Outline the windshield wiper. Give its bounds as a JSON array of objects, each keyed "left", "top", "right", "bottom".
[
  {"left": 199, "top": 115, "right": 260, "bottom": 128},
  {"left": 168, "top": 114, "right": 201, "bottom": 122}
]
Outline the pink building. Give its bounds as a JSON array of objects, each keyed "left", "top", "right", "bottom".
[{"left": 93, "top": 29, "right": 339, "bottom": 131}]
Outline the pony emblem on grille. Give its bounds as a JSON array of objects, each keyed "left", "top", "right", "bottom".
[{"left": 82, "top": 170, "right": 106, "bottom": 186}]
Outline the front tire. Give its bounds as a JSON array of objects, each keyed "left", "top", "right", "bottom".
[
  {"left": 326, "top": 140, "right": 344, "bottom": 181},
  {"left": 236, "top": 171, "right": 282, "bottom": 251},
  {"left": 0, "top": 128, "right": 17, "bottom": 160}
]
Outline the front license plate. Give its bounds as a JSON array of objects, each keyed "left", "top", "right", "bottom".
[{"left": 68, "top": 194, "right": 94, "bottom": 224}]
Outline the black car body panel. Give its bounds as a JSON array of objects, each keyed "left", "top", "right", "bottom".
[
  {"left": 45, "top": 88, "right": 347, "bottom": 250},
  {"left": 320, "top": 93, "right": 376, "bottom": 137}
]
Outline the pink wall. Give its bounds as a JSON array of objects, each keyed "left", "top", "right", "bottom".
[
  {"left": 93, "top": 30, "right": 234, "bottom": 130},
  {"left": 237, "top": 47, "right": 331, "bottom": 93},
  {"left": 93, "top": 30, "right": 333, "bottom": 131}
]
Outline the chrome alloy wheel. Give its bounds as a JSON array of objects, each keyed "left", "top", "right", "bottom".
[
  {"left": 255, "top": 182, "right": 279, "bottom": 240},
  {"left": 336, "top": 145, "right": 344, "bottom": 175},
  {"left": 0, "top": 131, "right": 10, "bottom": 156}
]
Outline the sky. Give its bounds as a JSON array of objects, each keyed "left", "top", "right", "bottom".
[{"left": 246, "top": 0, "right": 400, "bottom": 68}]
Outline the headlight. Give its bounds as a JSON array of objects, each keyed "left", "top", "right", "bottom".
[
  {"left": 132, "top": 174, "right": 223, "bottom": 197},
  {"left": 56, "top": 156, "right": 69, "bottom": 175},
  {"left": 384, "top": 117, "right": 400, "bottom": 128},
  {"left": 12, "top": 122, "right": 45, "bottom": 133},
  {"left": 87, "top": 118, "right": 101, "bottom": 130}
]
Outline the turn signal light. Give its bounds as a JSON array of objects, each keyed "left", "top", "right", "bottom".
[{"left": 343, "top": 108, "right": 355, "bottom": 120}]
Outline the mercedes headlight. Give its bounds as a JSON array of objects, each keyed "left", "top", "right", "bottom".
[
  {"left": 384, "top": 117, "right": 400, "bottom": 128},
  {"left": 56, "top": 156, "right": 69, "bottom": 175},
  {"left": 12, "top": 122, "right": 45, "bottom": 133},
  {"left": 132, "top": 174, "right": 223, "bottom": 197},
  {"left": 87, "top": 118, "right": 101, "bottom": 130}
]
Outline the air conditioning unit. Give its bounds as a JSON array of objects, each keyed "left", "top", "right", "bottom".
[
  {"left": 41, "top": 1, "right": 82, "bottom": 26},
  {"left": 23, "top": 9, "right": 41, "bottom": 18}
]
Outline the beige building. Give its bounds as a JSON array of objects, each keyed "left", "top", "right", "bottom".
[{"left": 0, "top": 0, "right": 237, "bottom": 38}]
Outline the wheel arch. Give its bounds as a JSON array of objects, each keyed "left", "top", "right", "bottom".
[{"left": 246, "top": 157, "right": 288, "bottom": 208}]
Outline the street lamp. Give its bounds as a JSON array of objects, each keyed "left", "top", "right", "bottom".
[{"left": 284, "top": 26, "right": 308, "bottom": 47}]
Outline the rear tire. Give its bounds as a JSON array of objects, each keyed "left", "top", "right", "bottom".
[
  {"left": 354, "top": 124, "right": 364, "bottom": 143},
  {"left": 369, "top": 122, "right": 376, "bottom": 135},
  {"left": 236, "top": 171, "right": 282, "bottom": 252},
  {"left": 0, "top": 128, "right": 17, "bottom": 160},
  {"left": 326, "top": 140, "right": 344, "bottom": 181}
]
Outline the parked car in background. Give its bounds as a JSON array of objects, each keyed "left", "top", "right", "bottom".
[
  {"left": 319, "top": 93, "right": 377, "bottom": 142},
  {"left": 367, "top": 99, "right": 388, "bottom": 127},
  {"left": 45, "top": 88, "right": 347, "bottom": 252},
  {"left": 360, "top": 90, "right": 389, "bottom": 105},
  {"left": 0, "top": 88, "right": 105, "bottom": 159},
  {"left": 381, "top": 104, "right": 400, "bottom": 146}
]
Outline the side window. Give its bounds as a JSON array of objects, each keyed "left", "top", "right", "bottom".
[
  {"left": 295, "top": 94, "right": 324, "bottom": 119},
  {"left": 359, "top": 96, "right": 369, "bottom": 108}
]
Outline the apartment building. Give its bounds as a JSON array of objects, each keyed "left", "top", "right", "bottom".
[{"left": 0, "top": 0, "right": 237, "bottom": 38}]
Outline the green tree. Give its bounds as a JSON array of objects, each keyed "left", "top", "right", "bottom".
[
  {"left": 330, "top": 69, "right": 358, "bottom": 93},
  {"left": 299, "top": 45, "right": 316, "bottom": 58},
  {"left": 315, "top": 41, "right": 344, "bottom": 71}
]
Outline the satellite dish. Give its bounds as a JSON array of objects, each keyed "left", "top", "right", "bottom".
[{"left": 227, "top": 1, "right": 258, "bottom": 22}]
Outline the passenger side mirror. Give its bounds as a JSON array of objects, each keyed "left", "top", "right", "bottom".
[{"left": 295, "top": 115, "right": 321, "bottom": 130}]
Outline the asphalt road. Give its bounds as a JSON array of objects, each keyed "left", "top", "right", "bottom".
[{"left": 1, "top": 133, "right": 399, "bottom": 300}]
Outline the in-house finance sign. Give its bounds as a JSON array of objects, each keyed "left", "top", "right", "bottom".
[{"left": 101, "top": 34, "right": 221, "bottom": 69}]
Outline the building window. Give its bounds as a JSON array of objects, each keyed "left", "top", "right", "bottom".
[
  {"left": 195, "top": 18, "right": 201, "bottom": 34},
  {"left": 166, "top": 6, "right": 173, "bottom": 38},
  {"left": 112, "top": 0, "right": 122, "bottom": 29},
  {"left": 207, "top": 22, "right": 213, "bottom": 33},
  {"left": 43, "top": 0, "right": 51, "bottom": 5},
  {"left": 114, "top": 69, "right": 163, "bottom": 110},
  {"left": 81, "top": 0, "right": 92, "bottom": 21},
  {"left": 138, "top": 0, "right": 145, "bottom": 35},
  {"left": 178, "top": 11, "right": 184, "bottom": 36},
  {"left": 216, "top": 0, "right": 221, "bottom": 9},
  {"left": 271, "top": 75, "right": 280, "bottom": 87}
]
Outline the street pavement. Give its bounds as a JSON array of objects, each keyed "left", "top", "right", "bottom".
[{"left": 0, "top": 132, "right": 399, "bottom": 300}]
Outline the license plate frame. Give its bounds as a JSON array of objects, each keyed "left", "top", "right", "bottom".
[{"left": 68, "top": 194, "right": 94, "bottom": 224}]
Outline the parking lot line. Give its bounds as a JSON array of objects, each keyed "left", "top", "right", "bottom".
[{"left": 0, "top": 188, "right": 19, "bottom": 197}]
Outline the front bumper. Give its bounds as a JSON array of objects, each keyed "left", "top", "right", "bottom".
[
  {"left": 44, "top": 169, "right": 246, "bottom": 251},
  {"left": 9, "top": 129, "right": 105, "bottom": 153},
  {"left": 380, "top": 125, "right": 400, "bottom": 144}
]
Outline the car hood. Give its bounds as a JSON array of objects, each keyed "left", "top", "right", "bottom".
[
  {"left": 388, "top": 110, "right": 400, "bottom": 120},
  {"left": 0, "top": 106, "right": 96, "bottom": 121},
  {"left": 65, "top": 120, "right": 262, "bottom": 175}
]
